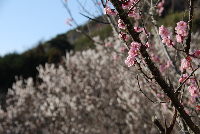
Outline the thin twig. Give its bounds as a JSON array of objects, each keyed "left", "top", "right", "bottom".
[
  {"left": 136, "top": 75, "right": 167, "bottom": 104},
  {"left": 61, "top": 0, "right": 103, "bottom": 45},
  {"left": 76, "top": 0, "right": 96, "bottom": 18},
  {"left": 136, "top": 62, "right": 154, "bottom": 80},
  {"left": 79, "top": 13, "right": 110, "bottom": 24},
  {"left": 175, "top": 65, "right": 200, "bottom": 94},
  {"left": 127, "top": 0, "right": 141, "bottom": 14}
]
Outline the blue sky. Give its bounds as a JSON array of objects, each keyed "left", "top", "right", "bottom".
[{"left": 0, "top": 0, "right": 101, "bottom": 56}]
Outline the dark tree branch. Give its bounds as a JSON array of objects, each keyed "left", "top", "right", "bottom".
[
  {"left": 101, "top": 0, "right": 130, "bottom": 50},
  {"left": 109, "top": 0, "right": 200, "bottom": 133},
  {"left": 153, "top": 117, "right": 165, "bottom": 134},
  {"left": 165, "top": 109, "right": 177, "bottom": 134},
  {"left": 185, "top": 0, "right": 195, "bottom": 54}
]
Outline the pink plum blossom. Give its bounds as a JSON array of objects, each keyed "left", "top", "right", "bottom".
[
  {"left": 180, "top": 58, "right": 191, "bottom": 71},
  {"left": 162, "top": 36, "right": 170, "bottom": 44},
  {"left": 156, "top": 0, "right": 165, "bottom": 16},
  {"left": 196, "top": 105, "right": 200, "bottom": 111},
  {"left": 118, "top": 19, "right": 126, "bottom": 29},
  {"left": 114, "top": 54, "right": 118, "bottom": 60},
  {"left": 176, "top": 21, "right": 187, "bottom": 30},
  {"left": 119, "top": 32, "right": 129, "bottom": 41},
  {"left": 130, "top": 41, "right": 141, "bottom": 49},
  {"left": 159, "top": 25, "right": 174, "bottom": 47},
  {"left": 122, "top": 1, "right": 133, "bottom": 9},
  {"left": 146, "top": 42, "right": 151, "bottom": 48},
  {"left": 194, "top": 50, "right": 200, "bottom": 57},
  {"left": 125, "top": 41, "right": 141, "bottom": 67},
  {"left": 104, "top": 7, "right": 117, "bottom": 15},
  {"left": 125, "top": 55, "right": 136, "bottom": 67},
  {"left": 105, "top": 43, "right": 108, "bottom": 47},
  {"left": 66, "top": 18, "right": 72, "bottom": 26},
  {"left": 134, "top": 27, "right": 141, "bottom": 32},
  {"left": 176, "top": 34, "right": 182, "bottom": 42},
  {"left": 188, "top": 86, "right": 199, "bottom": 98},
  {"left": 175, "top": 21, "right": 188, "bottom": 42},
  {"left": 128, "top": 46, "right": 139, "bottom": 57},
  {"left": 179, "top": 74, "right": 190, "bottom": 84},
  {"left": 159, "top": 25, "right": 171, "bottom": 38}
]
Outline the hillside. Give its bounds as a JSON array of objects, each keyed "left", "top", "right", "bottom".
[{"left": 0, "top": 15, "right": 113, "bottom": 93}]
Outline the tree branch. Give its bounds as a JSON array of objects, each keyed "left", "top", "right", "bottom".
[
  {"left": 149, "top": 5, "right": 181, "bottom": 75},
  {"left": 109, "top": 0, "right": 200, "bottom": 133},
  {"left": 80, "top": 13, "right": 110, "bottom": 24},
  {"left": 153, "top": 117, "right": 165, "bottom": 134},
  {"left": 185, "top": 0, "right": 195, "bottom": 55}
]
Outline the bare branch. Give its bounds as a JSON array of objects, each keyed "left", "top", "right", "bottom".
[
  {"left": 79, "top": 13, "right": 110, "bottom": 24},
  {"left": 136, "top": 75, "right": 168, "bottom": 104},
  {"left": 60, "top": 0, "right": 103, "bottom": 45}
]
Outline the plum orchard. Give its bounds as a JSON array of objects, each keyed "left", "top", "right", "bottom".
[{"left": 1, "top": 0, "right": 200, "bottom": 133}]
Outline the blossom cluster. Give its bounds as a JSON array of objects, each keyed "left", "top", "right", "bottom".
[
  {"left": 118, "top": 19, "right": 126, "bottom": 29},
  {"left": 188, "top": 85, "right": 199, "bottom": 98},
  {"left": 180, "top": 57, "right": 191, "bottom": 71},
  {"left": 190, "top": 49, "right": 200, "bottom": 58},
  {"left": 179, "top": 56, "right": 200, "bottom": 99},
  {"left": 156, "top": 0, "right": 165, "bottom": 16},
  {"left": 128, "top": 7, "right": 138, "bottom": 19},
  {"left": 159, "top": 25, "right": 174, "bottom": 47},
  {"left": 159, "top": 21, "right": 188, "bottom": 45},
  {"left": 125, "top": 41, "right": 141, "bottom": 67},
  {"left": 175, "top": 21, "right": 188, "bottom": 42},
  {"left": 103, "top": 6, "right": 117, "bottom": 15},
  {"left": 66, "top": 18, "right": 72, "bottom": 26}
]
